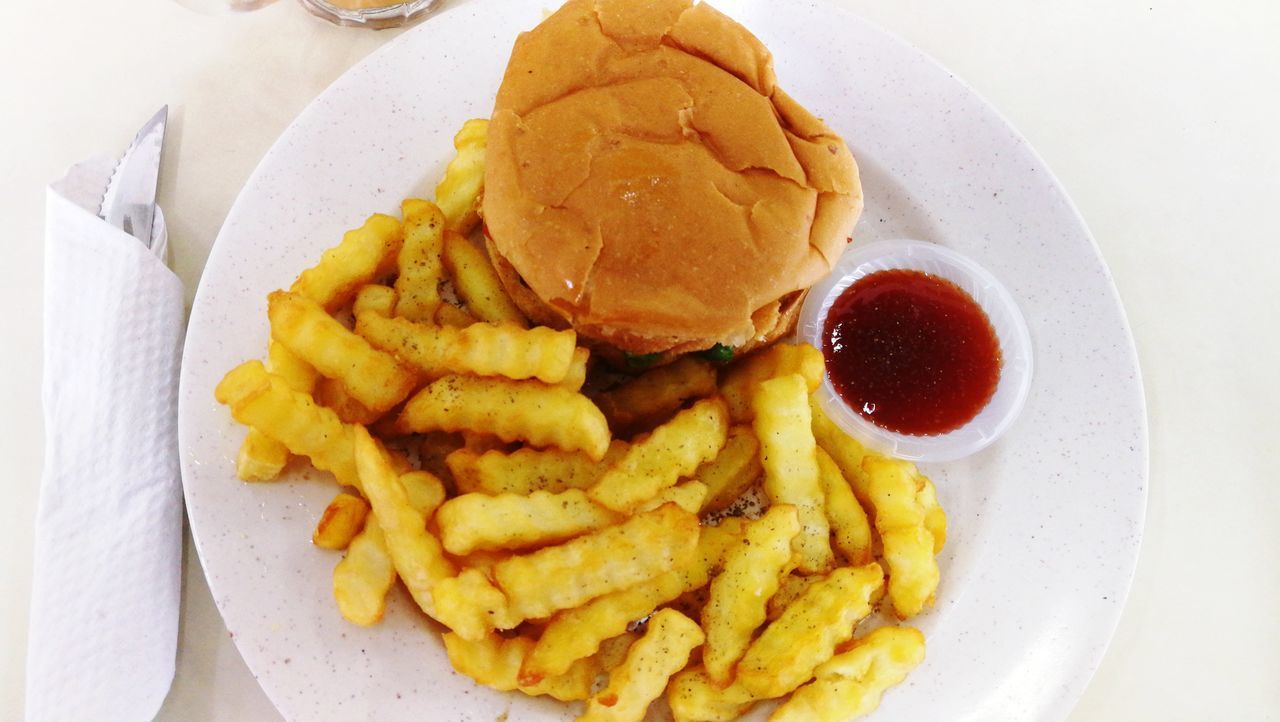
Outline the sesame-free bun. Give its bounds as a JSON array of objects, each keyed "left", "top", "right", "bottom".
[{"left": 483, "top": 0, "right": 863, "bottom": 356}]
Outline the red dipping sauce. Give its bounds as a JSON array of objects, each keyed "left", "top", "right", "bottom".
[{"left": 822, "top": 269, "right": 1002, "bottom": 436}]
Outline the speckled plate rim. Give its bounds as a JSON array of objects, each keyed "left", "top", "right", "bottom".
[{"left": 178, "top": 2, "right": 1149, "bottom": 721}]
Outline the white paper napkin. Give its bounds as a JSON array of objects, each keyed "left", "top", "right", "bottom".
[{"left": 27, "top": 156, "right": 185, "bottom": 722}]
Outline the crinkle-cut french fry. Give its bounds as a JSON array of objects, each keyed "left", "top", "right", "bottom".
[
  {"left": 446, "top": 441, "right": 628, "bottom": 496},
  {"left": 559, "top": 346, "right": 590, "bottom": 391},
  {"left": 436, "top": 489, "right": 622, "bottom": 555},
  {"left": 332, "top": 513, "right": 396, "bottom": 626},
  {"left": 312, "top": 492, "right": 370, "bottom": 550},
  {"left": 809, "top": 395, "right": 871, "bottom": 503},
  {"left": 356, "top": 313, "right": 577, "bottom": 383},
  {"left": 216, "top": 361, "right": 361, "bottom": 489},
  {"left": 268, "top": 338, "right": 319, "bottom": 391},
  {"left": 861, "top": 456, "right": 941, "bottom": 620},
  {"left": 737, "top": 563, "right": 885, "bottom": 699},
  {"left": 636, "top": 481, "right": 707, "bottom": 515},
  {"left": 432, "top": 568, "right": 520, "bottom": 640},
  {"left": 291, "top": 213, "right": 403, "bottom": 310},
  {"left": 493, "top": 503, "right": 699, "bottom": 621},
  {"left": 702, "top": 504, "right": 800, "bottom": 685},
  {"left": 589, "top": 398, "right": 728, "bottom": 513},
  {"left": 719, "top": 342, "right": 824, "bottom": 422},
  {"left": 521, "top": 519, "right": 744, "bottom": 683},
  {"left": 816, "top": 447, "right": 874, "bottom": 566},
  {"left": 768, "top": 627, "right": 926, "bottom": 722},
  {"left": 766, "top": 573, "right": 821, "bottom": 622},
  {"left": 442, "top": 231, "right": 527, "bottom": 327},
  {"left": 312, "top": 376, "right": 382, "bottom": 425},
  {"left": 595, "top": 632, "right": 640, "bottom": 675},
  {"left": 753, "top": 374, "right": 834, "bottom": 574},
  {"left": 394, "top": 199, "right": 446, "bottom": 322},
  {"left": 593, "top": 357, "right": 717, "bottom": 434},
  {"left": 454, "top": 549, "right": 507, "bottom": 576},
  {"left": 668, "top": 666, "right": 758, "bottom": 722},
  {"left": 442, "top": 632, "right": 597, "bottom": 702},
  {"left": 918, "top": 474, "right": 948, "bottom": 554},
  {"left": 236, "top": 341, "right": 317, "bottom": 482},
  {"left": 435, "top": 119, "right": 488, "bottom": 234},
  {"left": 395, "top": 375, "right": 610, "bottom": 461},
  {"left": 236, "top": 429, "right": 291, "bottom": 482},
  {"left": 581, "top": 609, "right": 704, "bottom": 722},
  {"left": 694, "top": 424, "right": 763, "bottom": 513},
  {"left": 434, "top": 302, "right": 479, "bottom": 328},
  {"left": 399, "top": 470, "right": 446, "bottom": 517},
  {"left": 352, "top": 426, "right": 455, "bottom": 617},
  {"left": 268, "top": 291, "right": 417, "bottom": 414},
  {"left": 353, "top": 284, "right": 397, "bottom": 319}
]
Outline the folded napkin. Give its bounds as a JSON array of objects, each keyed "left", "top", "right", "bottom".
[{"left": 27, "top": 156, "right": 185, "bottom": 722}]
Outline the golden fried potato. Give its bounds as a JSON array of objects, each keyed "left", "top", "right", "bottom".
[
  {"left": 235, "top": 340, "right": 317, "bottom": 482},
  {"left": 816, "top": 447, "right": 874, "bottom": 566},
  {"left": 493, "top": 504, "right": 699, "bottom": 621},
  {"left": 395, "top": 375, "right": 611, "bottom": 460},
  {"left": 443, "top": 632, "right": 596, "bottom": 702},
  {"left": 766, "top": 573, "right": 821, "bottom": 623},
  {"left": 436, "top": 489, "right": 621, "bottom": 555},
  {"left": 581, "top": 609, "right": 704, "bottom": 722},
  {"left": 216, "top": 361, "right": 360, "bottom": 489},
  {"left": 521, "top": 520, "right": 743, "bottom": 683},
  {"left": 593, "top": 357, "right": 717, "bottom": 435},
  {"left": 702, "top": 504, "right": 800, "bottom": 685},
  {"left": 559, "top": 346, "right": 590, "bottom": 392},
  {"left": 393, "top": 199, "right": 446, "bottom": 322},
  {"left": 810, "top": 395, "right": 871, "bottom": 503},
  {"left": 720, "top": 342, "right": 824, "bottom": 422},
  {"left": 738, "top": 563, "right": 885, "bottom": 699},
  {"left": 268, "top": 291, "right": 417, "bottom": 414},
  {"left": 589, "top": 398, "right": 728, "bottom": 513},
  {"left": 291, "top": 213, "right": 403, "bottom": 310},
  {"left": 668, "top": 666, "right": 758, "bottom": 722},
  {"left": 693, "top": 424, "right": 762, "bottom": 513},
  {"left": 445, "top": 440, "right": 628, "bottom": 496},
  {"left": 918, "top": 474, "right": 948, "bottom": 554},
  {"left": 769, "top": 627, "right": 925, "bottom": 722},
  {"left": 312, "top": 376, "right": 382, "bottom": 425},
  {"left": 332, "top": 514, "right": 396, "bottom": 626},
  {"left": 352, "top": 283, "right": 397, "bottom": 319},
  {"left": 861, "top": 456, "right": 942, "bottom": 620},
  {"left": 398, "top": 470, "right": 446, "bottom": 517},
  {"left": 434, "top": 302, "right": 479, "bottom": 328},
  {"left": 442, "top": 231, "right": 526, "bottom": 327},
  {"left": 431, "top": 568, "right": 519, "bottom": 641},
  {"left": 753, "top": 374, "right": 834, "bottom": 574},
  {"left": 312, "top": 492, "right": 370, "bottom": 550},
  {"left": 434, "top": 119, "right": 488, "bottom": 234},
  {"left": 235, "top": 429, "right": 290, "bottom": 482},
  {"left": 636, "top": 481, "right": 707, "bottom": 514},
  {"left": 352, "top": 426, "right": 455, "bottom": 617},
  {"left": 595, "top": 632, "right": 640, "bottom": 674},
  {"left": 356, "top": 313, "right": 577, "bottom": 383}
]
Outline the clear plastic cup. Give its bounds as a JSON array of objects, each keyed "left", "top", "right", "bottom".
[
  {"left": 297, "top": 0, "right": 442, "bottom": 28},
  {"left": 798, "top": 239, "right": 1033, "bottom": 462}
]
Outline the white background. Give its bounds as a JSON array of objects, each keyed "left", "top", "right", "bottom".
[{"left": 2, "top": 0, "right": 1277, "bottom": 720}]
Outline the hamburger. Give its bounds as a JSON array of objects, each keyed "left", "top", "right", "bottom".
[{"left": 483, "top": 0, "right": 863, "bottom": 366}]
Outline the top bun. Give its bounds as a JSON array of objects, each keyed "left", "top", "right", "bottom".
[{"left": 483, "top": 0, "right": 863, "bottom": 355}]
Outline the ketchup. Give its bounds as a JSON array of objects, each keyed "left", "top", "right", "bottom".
[{"left": 822, "top": 269, "right": 1001, "bottom": 436}]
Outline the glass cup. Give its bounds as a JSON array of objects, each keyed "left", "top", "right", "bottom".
[{"left": 297, "top": 0, "right": 443, "bottom": 28}]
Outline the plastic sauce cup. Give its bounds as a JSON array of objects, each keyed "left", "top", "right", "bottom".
[{"left": 798, "top": 239, "right": 1033, "bottom": 463}]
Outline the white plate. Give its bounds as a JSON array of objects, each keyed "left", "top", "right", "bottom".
[{"left": 179, "top": 1, "right": 1148, "bottom": 720}]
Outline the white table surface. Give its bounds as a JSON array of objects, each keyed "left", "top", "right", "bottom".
[{"left": 3, "top": 0, "right": 1278, "bottom": 720}]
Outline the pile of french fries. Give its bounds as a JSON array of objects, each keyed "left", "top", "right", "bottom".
[{"left": 215, "top": 119, "right": 948, "bottom": 721}]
